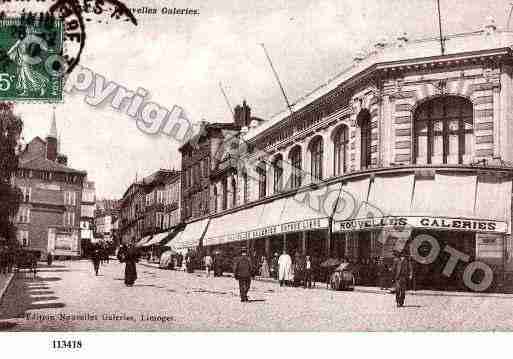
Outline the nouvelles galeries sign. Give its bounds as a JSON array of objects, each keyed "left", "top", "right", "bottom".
[{"left": 334, "top": 216, "right": 508, "bottom": 233}]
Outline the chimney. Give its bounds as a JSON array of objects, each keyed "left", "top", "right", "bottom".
[
  {"left": 46, "top": 112, "right": 58, "bottom": 161},
  {"left": 234, "top": 101, "right": 251, "bottom": 128}
]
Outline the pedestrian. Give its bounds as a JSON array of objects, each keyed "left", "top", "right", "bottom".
[
  {"left": 270, "top": 252, "right": 279, "bottom": 279},
  {"left": 91, "top": 248, "right": 101, "bottom": 276},
  {"left": 122, "top": 244, "right": 139, "bottom": 287},
  {"left": 204, "top": 253, "right": 213, "bottom": 277},
  {"left": 233, "top": 247, "right": 252, "bottom": 302},
  {"left": 391, "top": 250, "right": 413, "bottom": 307},
  {"left": 0, "top": 246, "right": 6, "bottom": 275},
  {"left": 213, "top": 251, "right": 222, "bottom": 277},
  {"left": 278, "top": 250, "right": 292, "bottom": 287},
  {"left": 47, "top": 251, "right": 53, "bottom": 266},
  {"left": 304, "top": 255, "right": 313, "bottom": 289},
  {"left": 260, "top": 256, "right": 270, "bottom": 277}
]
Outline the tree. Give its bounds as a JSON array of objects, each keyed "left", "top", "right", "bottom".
[{"left": 0, "top": 102, "right": 23, "bottom": 245}]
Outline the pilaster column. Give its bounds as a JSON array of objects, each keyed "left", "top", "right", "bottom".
[{"left": 302, "top": 231, "right": 307, "bottom": 255}]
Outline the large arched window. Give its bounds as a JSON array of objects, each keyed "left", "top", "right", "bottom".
[
  {"left": 231, "top": 177, "right": 237, "bottom": 207},
  {"left": 414, "top": 96, "right": 473, "bottom": 164},
  {"left": 333, "top": 125, "right": 349, "bottom": 176},
  {"left": 309, "top": 136, "right": 323, "bottom": 181},
  {"left": 289, "top": 146, "right": 302, "bottom": 189},
  {"left": 272, "top": 154, "right": 283, "bottom": 193},
  {"left": 257, "top": 161, "right": 267, "bottom": 199},
  {"left": 357, "top": 109, "right": 372, "bottom": 169}
]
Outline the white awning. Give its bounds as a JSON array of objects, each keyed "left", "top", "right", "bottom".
[
  {"left": 143, "top": 231, "right": 171, "bottom": 247},
  {"left": 475, "top": 174, "right": 512, "bottom": 221},
  {"left": 367, "top": 173, "right": 414, "bottom": 216},
  {"left": 204, "top": 205, "right": 266, "bottom": 246},
  {"left": 135, "top": 235, "right": 151, "bottom": 247},
  {"left": 169, "top": 218, "right": 209, "bottom": 250},
  {"left": 412, "top": 173, "right": 476, "bottom": 217},
  {"left": 257, "top": 198, "right": 288, "bottom": 229},
  {"left": 278, "top": 183, "right": 341, "bottom": 233}
]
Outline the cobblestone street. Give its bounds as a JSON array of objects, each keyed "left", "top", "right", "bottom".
[{"left": 1, "top": 260, "right": 513, "bottom": 331}]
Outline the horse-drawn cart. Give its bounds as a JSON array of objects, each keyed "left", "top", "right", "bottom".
[{"left": 14, "top": 249, "right": 40, "bottom": 278}]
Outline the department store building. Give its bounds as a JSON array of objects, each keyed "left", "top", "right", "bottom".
[{"left": 174, "top": 19, "right": 513, "bottom": 289}]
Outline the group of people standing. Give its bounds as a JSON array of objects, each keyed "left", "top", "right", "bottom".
[{"left": 0, "top": 246, "right": 15, "bottom": 275}]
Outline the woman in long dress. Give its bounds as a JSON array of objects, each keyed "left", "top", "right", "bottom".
[
  {"left": 260, "top": 256, "right": 270, "bottom": 277},
  {"left": 123, "top": 245, "right": 139, "bottom": 286}
]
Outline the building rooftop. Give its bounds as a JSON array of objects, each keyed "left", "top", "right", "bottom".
[
  {"left": 244, "top": 21, "right": 513, "bottom": 141},
  {"left": 20, "top": 156, "right": 86, "bottom": 175}
]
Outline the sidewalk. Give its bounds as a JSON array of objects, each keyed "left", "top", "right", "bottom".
[
  {"left": 0, "top": 272, "right": 15, "bottom": 305},
  {"left": 139, "top": 260, "right": 513, "bottom": 299}
]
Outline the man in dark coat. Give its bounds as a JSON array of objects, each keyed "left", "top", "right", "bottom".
[
  {"left": 233, "top": 247, "right": 252, "bottom": 302},
  {"left": 91, "top": 248, "right": 101, "bottom": 276},
  {"left": 391, "top": 251, "right": 413, "bottom": 307}
]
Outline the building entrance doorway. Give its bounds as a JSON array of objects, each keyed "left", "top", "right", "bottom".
[{"left": 411, "top": 230, "right": 476, "bottom": 290}]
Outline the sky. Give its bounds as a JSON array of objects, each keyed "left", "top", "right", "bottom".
[{"left": 7, "top": 0, "right": 513, "bottom": 198}]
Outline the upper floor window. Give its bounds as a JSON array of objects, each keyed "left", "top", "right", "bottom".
[
  {"left": 357, "top": 109, "right": 372, "bottom": 169},
  {"left": 309, "top": 136, "right": 323, "bottom": 181},
  {"left": 272, "top": 154, "right": 283, "bottom": 193},
  {"left": 19, "top": 186, "right": 31, "bottom": 202},
  {"left": 63, "top": 211, "right": 75, "bottom": 227},
  {"left": 17, "top": 206, "right": 30, "bottom": 223},
  {"left": 222, "top": 178, "right": 228, "bottom": 210},
  {"left": 257, "top": 161, "right": 267, "bottom": 199},
  {"left": 413, "top": 96, "right": 473, "bottom": 165},
  {"left": 64, "top": 191, "right": 76, "bottom": 206},
  {"left": 231, "top": 177, "right": 237, "bottom": 207},
  {"left": 289, "top": 146, "right": 302, "bottom": 189},
  {"left": 242, "top": 171, "right": 249, "bottom": 204},
  {"left": 334, "top": 125, "right": 349, "bottom": 176},
  {"left": 145, "top": 193, "right": 153, "bottom": 207},
  {"left": 213, "top": 186, "right": 218, "bottom": 213}
]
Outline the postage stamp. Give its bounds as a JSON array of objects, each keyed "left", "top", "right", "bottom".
[{"left": 0, "top": 16, "right": 63, "bottom": 102}]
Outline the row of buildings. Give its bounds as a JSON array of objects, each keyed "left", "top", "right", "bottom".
[
  {"left": 122, "top": 18, "right": 513, "bottom": 290},
  {"left": 10, "top": 113, "right": 123, "bottom": 259}
]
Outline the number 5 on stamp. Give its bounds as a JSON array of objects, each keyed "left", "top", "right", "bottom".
[{"left": 0, "top": 17, "right": 64, "bottom": 102}]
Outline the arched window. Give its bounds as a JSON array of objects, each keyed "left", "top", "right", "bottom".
[
  {"left": 231, "top": 177, "right": 237, "bottom": 207},
  {"left": 358, "top": 110, "right": 372, "bottom": 169},
  {"left": 222, "top": 178, "right": 228, "bottom": 210},
  {"left": 333, "top": 125, "right": 349, "bottom": 176},
  {"left": 414, "top": 96, "right": 473, "bottom": 164},
  {"left": 310, "top": 136, "right": 323, "bottom": 181},
  {"left": 289, "top": 146, "right": 302, "bottom": 189},
  {"left": 257, "top": 161, "right": 267, "bottom": 199},
  {"left": 272, "top": 154, "right": 283, "bottom": 193}
]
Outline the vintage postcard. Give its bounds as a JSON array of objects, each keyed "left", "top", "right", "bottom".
[{"left": 2, "top": 0, "right": 513, "bottom": 348}]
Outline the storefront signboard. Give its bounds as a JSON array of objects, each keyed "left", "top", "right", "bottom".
[
  {"left": 334, "top": 216, "right": 507, "bottom": 233},
  {"left": 206, "top": 217, "right": 329, "bottom": 246}
]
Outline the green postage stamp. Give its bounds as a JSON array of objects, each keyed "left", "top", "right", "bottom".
[{"left": 0, "top": 16, "right": 64, "bottom": 102}]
